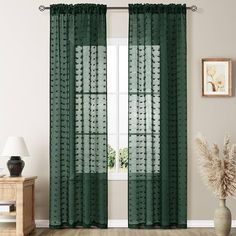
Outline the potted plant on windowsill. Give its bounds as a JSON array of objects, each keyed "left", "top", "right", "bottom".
[{"left": 196, "top": 134, "right": 236, "bottom": 236}]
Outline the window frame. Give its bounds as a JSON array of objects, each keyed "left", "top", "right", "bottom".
[{"left": 107, "top": 38, "right": 128, "bottom": 181}]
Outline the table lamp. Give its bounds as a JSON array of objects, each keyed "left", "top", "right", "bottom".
[{"left": 1, "top": 137, "right": 29, "bottom": 177}]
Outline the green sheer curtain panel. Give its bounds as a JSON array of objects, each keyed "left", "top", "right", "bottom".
[
  {"left": 50, "top": 4, "right": 107, "bottom": 228},
  {"left": 128, "top": 4, "right": 187, "bottom": 228}
]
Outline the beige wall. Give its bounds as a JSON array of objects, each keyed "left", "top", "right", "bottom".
[{"left": 0, "top": 0, "right": 236, "bottom": 221}]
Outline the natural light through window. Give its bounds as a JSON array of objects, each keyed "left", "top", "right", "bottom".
[{"left": 107, "top": 38, "right": 128, "bottom": 180}]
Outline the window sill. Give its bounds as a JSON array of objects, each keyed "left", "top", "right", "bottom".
[{"left": 108, "top": 172, "right": 127, "bottom": 181}]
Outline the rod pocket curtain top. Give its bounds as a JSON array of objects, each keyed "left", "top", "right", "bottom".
[
  {"left": 50, "top": 4, "right": 107, "bottom": 228},
  {"left": 128, "top": 4, "right": 187, "bottom": 228}
]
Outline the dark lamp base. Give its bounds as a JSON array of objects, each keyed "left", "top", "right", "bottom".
[{"left": 7, "top": 156, "right": 25, "bottom": 177}]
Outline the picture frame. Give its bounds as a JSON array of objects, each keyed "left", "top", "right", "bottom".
[{"left": 202, "top": 58, "right": 232, "bottom": 97}]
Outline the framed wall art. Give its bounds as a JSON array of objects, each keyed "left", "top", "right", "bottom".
[{"left": 202, "top": 58, "right": 232, "bottom": 96}]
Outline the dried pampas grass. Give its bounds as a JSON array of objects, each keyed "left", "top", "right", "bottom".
[{"left": 196, "top": 134, "right": 236, "bottom": 199}]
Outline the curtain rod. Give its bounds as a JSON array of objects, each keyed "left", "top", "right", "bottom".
[{"left": 39, "top": 5, "right": 197, "bottom": 12}]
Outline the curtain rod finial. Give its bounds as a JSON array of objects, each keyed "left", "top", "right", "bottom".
[
  {"left": 191, "top": 5, "right": 197, "bottom": 12},
  {"left": 39, "top": 5, "right": 45, "bottom": 12}
]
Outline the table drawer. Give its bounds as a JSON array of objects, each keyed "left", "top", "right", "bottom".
[{"left": 0, "top": 184, "right": 16, "bottom": 201}]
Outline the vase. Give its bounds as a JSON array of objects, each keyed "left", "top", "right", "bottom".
[{"left": 214, "top": 199, "right": 231, "bottom": 236}]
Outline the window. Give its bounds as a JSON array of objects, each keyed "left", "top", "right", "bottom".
[{"left": 107, "top": 38, "right": 128, "bottom": 180}]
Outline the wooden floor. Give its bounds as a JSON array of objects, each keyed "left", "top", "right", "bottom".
[{"left": 30, "top": 228, "right": 236, "bottom": 236}]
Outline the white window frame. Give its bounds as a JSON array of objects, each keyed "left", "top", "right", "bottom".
[{"left": 108, "top": 38, "right": 128, "bottom": 181}]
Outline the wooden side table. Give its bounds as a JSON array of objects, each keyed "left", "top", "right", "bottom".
[{"left": 0, "top": 176, "right": 37, "bottom": 236}]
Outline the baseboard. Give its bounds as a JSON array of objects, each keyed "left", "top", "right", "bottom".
[
  {"left": 1, "top": 219, "right": 235, "bottom": 228},
  {"left": 187, "top": 220, "right": 214, "bottom": 228},
  {"left": 36, "top": 220, "right": 49, "bottom": 228},
  {"left": 188, "top": 220, "right": 236, "bottom": 228},
  {"left": 33, "top": 219, "right": 236, "bottom": 228},
  {"left": 108, "top": 220, "right": 128, "bottom": 228}
]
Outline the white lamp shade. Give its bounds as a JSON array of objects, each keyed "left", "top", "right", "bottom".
[{"left": 1, "top": 137, "right": 30, "bottom": 157}]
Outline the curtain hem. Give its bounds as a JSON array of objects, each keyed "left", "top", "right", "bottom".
[
  {"left": 128, "top": 223, "right": 187, "bottom": 229},
  {"left": 50, "top": 223, "right": 108, "bottom": 229}
]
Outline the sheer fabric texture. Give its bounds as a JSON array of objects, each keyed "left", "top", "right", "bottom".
[
  {"left": 128, "top": 4, "right": 187, "bottom": 228},
  {"left": 50, "top": 4, "right": 107, "bottom": 228}
]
